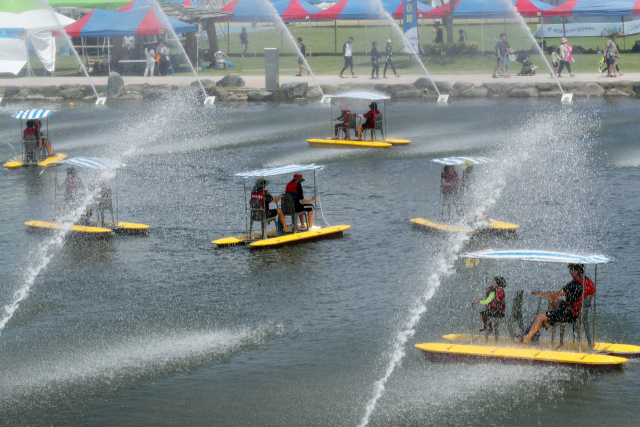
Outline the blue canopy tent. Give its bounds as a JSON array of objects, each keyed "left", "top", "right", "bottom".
[
  {"left": 424, "top": 0, "right": 553, "bottom": 19},
  {"left": 221, "top": 0, "right": 322, "bottom": 22},
  {"left": 544, "top": 0, "right": 640, "bottom": 17}
]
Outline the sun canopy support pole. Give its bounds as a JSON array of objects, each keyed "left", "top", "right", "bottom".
[
  {"left": 243, "top": 178, "right": 248, "bottom": 236},
  {"left": 313, "top": 170, "right": 317, "bottom": 227},
  {"left": 593, "top": 264, "right": 598, "bottom": 349}
]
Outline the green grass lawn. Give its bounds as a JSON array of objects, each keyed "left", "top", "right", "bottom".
[{"left": 19, "top": 20, "right": 640, "bottom": 78}]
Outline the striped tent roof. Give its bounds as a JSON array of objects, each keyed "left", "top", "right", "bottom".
[
  {"left": 462, "top": 250, "right": 612, "bottom": 264},
  {"left": 13, "top": 109, "right": 52, "bottom": 119},
  {"left": 63, "top": 157, "right": 126, "bottom": 169},
  {"left": 326, "top": 92, "right": 390, "bottom": 101},
  {"left": 431, "top": 157, "right": 491, "bottom": 166},
  {"left": 235, "top": 164, "right": 323, "bottom": 178}
]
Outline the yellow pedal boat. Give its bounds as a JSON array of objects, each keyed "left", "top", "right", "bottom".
[
  {"left": 416, "top": 250, "right": 637, "bottom": 370},
  {"left": 212, "top": 164, "right": 350, "bottom": 249},
  {"left": 25, "top": 157, "right": 150, "bottom": 238},
  {"left": 4, "top": 109, "right": 67, "bottom": 168},
  {"left": 410, "top": 218, "right": 519, "bottom": 233},
  {"left": 313, "top": 93, "right": 411, "bottom": 148}
]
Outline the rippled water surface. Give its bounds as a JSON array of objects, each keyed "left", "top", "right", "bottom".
[{"left": 0, "top": 98, "right": 639, "bottom": 426}]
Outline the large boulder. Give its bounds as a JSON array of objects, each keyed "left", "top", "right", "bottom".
[
  {"left": 282, "top": 82, "right": 308, "bottom": 99},
  {"left": 452, "top": 81, "right": 474, "bottom": 91},
  {"left": 573, "top": 83, "right": 604, "bottom": 96},
  {"left": 125, "top": 84, "right": 146, "bottom": 93},
  {"left": 535, "top": 82, "right": 557, "bottom": 92},
  {"left": 29, "top": 85, "right": 58, "bottom": 95},
  {"left": 600, "top": 80, "right": 632, "bottom": 90},
  {"left": 538, "top": 90, "right": 563, "bottom": 98},
  {"left": 12, "top": 89, "right": 28, "bottom": 100},
  {"left": 4, "top": 86, "right": 22, "bottom": 98},
  {"left": 414, "top": 77, "right": 436, "bottom": 89},
  {"left": 142, "top": 88, "right": 169, "bottom": 100},
  {"left": 558, "top": 81, "right": 583, "bottom": 92},
  {"left": 483, "top": 81, "right": 507, "bottom": 95},
  {"left": 216, "top": 73, "right": 245, "bottom": 87},
  {"left": 193, "top": 79, "right": 216, "bottom": 88},
  {"left": 630, "top": 81, "right": 640, "bottom": 94},
  {"left": 605, "top": 89, "right": 630, "bottom": 96},
  {"left": 373, "top": 83, "right": 415, "bottom": 96},
  {"left": 392, "top": 90, "right": 421, "bottom": 99},
  {"left": 247, "top": 91, "right": 274, "bottom": 101},
  {"left": 509, "top": 88, "right": 538, "bottom": 98},
  {"left": 304, "top": 86, "right": 322, "bottom": 100},
  {"left": 215, "top": 88, "right": 229, "bottom": 100},
  {"left": 61, "top": 88, "right": 84, "bottom": 99},
  {"left": 107, "top": 72, "right": 125, "bottom": 98},
  {"left": 461, "top": 88, "right": 488, "bottom": 97},
  {"left": 58, "top": 83, "right": 77, "bottom": 91},
  {"left": 434, "top": 81, "right": 453, "bottom": 94}
]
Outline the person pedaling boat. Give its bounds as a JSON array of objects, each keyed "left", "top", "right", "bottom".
[
  {"left": 24, "top": 120, "right": 54, "bottom": 157},
  {"left": 333, "top": 103, "right": 351, "bottom": 139},
  {"left": 54, "top": 167, "right": 86, "bottom": 217},
  {"left": 251, "top": 179, "right": 290, "bottom": 233},
  {"left": 357, "top": 102, "right": 380, "bottom": 141},
  {"left": 475, "top": 276, "right": 506, "bottom": 332},
  {"left": 285, "top": 173, "right": 320, "bottom": 231},
  {"left": 523, "top": 263, "right": 594, "bottom": 344}
]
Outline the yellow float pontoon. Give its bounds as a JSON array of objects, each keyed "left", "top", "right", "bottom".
[
  {"left": 212, "top": 164, "right": 350, "bottom": 249},
  {"left": 416, "top": 250, "right": 637, "bottom": 370},
  {"left": 309, "top": 93, "right": 411, "bottom": 149},
  {"left": 4, "top": 109, "right": 67, "bottom": 168},
  {"left": 411, "top": 157, "right": 519, "bottom": 234},
  {"left": 25, "top": 157, "right": 150, "bottom": 238}
]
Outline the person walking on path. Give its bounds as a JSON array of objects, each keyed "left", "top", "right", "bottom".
[
  {"left": 339, "top": 37, "right": 356, "bottom": 78},
  {"left": 370, "top": 41, "right": 379, "bottom": 79},
  {"left": 492, "top": 33, "right": 513, "bottom": 78},
  {"left": 557, "top": 37, "right": 574, "bottom": 77},
  {"left": 433, "top": 22, "right": 444, "bottom": 44},
  {"left": 296, "top": 37, "right": 310, "bottom": 76},
  {"left": 605, "top": 33, "right": 621, "bottom": 77},
  {"left": 239, "top": 27, "right": 248, "bottom": 58},
  {"left": 383, "top": 40, "right": 400, "bottom": 78}
]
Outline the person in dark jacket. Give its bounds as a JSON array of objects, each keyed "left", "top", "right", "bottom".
[
  {"left": 296, "top": 37, "right": 309, "bottom": 76},
  {"left": 370, "top": 41, "right": 379, "bottom": 79},
  {"left": 383, "top": 40, "right": 400, "bottom": 78},
  {"left": 339, "top": 36, "right": 355, "bottom": 78},
  {"left": 334, "top": 103, "right": 351, "bottom": 138}
]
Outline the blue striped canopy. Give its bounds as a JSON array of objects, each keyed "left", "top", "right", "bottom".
[
  {"left": 462, "top": 250, "right": 612, "bottom": 264},
  {"left": 327, "top": 92, "right": 390, "bottom": 101},
  {"left": 13, "top": 110, "right": 52, "bottom": 120},
  {"left": 62, "top": 157, "right": 126, "bottom": 169},
  {"left": 431, "top": 157, "right": 492, "bottom": 166},
  {"left": 235, "top": 164, "right": 323, "bottom": 178}
]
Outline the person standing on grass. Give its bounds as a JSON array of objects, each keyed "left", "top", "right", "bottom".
[
  {"left": 557, "top": 37, "right": 574, "bottom": 77},
  {"left": 239, "top": 27, "right": 248, "bottom": 58},
  {"left": 296, "top": 37, "right": 309, "bottom": 76},
  {"left": 605, "top": 33, "right": 621, "bottom": 77},
  {"left": 339, "top": 37, "right": 356, "bottom": 78},
  {"left": 370, "top": 41, "right": 379, "bottom": 79},
  {"left": 433, "top": 22, "right": 443, "bottom": 44}
]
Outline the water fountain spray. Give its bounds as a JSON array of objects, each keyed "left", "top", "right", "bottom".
[
  {"left": 148, "top": 0, "right": 216, "bottom": 105},
  {"left": 41, "top": 0, "right": 106, "bottom": 105},
  {"left": 499, "top": 0, "right": 572, "bottom": 103},
  {"left": 256, "top": 0, "right": 325, "bottom": 99},
  {"left": 371, "top": 0, "right": 448, "bottom": 103}
]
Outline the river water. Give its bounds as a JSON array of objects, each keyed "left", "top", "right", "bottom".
[{"left": 0, "top": 98, "right": 639, "bottom": 426}]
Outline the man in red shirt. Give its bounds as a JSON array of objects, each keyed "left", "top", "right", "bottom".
[
  {"left": 30, "top": 120, "right": 54, "bottom": 156},
  {"left": 357, "top": 102, "right": 380, "bottom": 141}
]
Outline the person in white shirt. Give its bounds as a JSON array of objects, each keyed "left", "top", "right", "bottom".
[
  {"left": 339, "top": 37, "right": 356, "bottom": 78},
  {"left": 144, "top": 48, "right": 155, "bottom": 77}
]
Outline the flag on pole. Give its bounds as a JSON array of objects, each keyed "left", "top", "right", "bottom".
[{"left": 403, "top": 0, "right": 419, "bottom": 54}]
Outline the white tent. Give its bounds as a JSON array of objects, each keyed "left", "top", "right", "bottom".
[{"left": 0, "top": 10, "right": 74, "bottom": 75}]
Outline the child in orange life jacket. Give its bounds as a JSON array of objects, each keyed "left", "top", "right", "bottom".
[
  {"left": 333, "top": 103, "right": 350, "bottom": 139},
  {"left": 475, "top": 276, "right": 507, "bottom": 332}
]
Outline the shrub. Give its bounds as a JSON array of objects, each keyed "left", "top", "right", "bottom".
[{"left": 423, "top": 41, "right": 479, "bottom": 56}]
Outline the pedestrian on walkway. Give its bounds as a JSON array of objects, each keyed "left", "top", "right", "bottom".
[
  {"left": 239, "top": 27, "right": 248, "bottom": 58},
  {"left": 296, "top": 37, "right": 310, "bottom": 76},
  {"left": 383, "top": 40, "right": 400, "bottom": 78},
  {"left": 605, "top": 33, "right": 621, "bottom": 77},
  {"left": 370, "top": 41, "right": 379, "bottom": 79},
  {"left": 557, "top": 37, "right": 574, "bottom": 77},
  {"left": 339, "top": 37, "right": 356, "bottom": 78}
]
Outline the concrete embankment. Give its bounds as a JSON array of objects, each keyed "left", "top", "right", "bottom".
[{"left": 1, "top": 72, "right": 638, "bottom": 107}]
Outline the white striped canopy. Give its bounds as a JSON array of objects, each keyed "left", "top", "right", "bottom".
[
  {"left": 462, "top": 250, "right": 612, "bottom": 265},
  {"left": 326, "top": 92, "right": 390, "bottom": 101},
  {"left": 431, "top": 157, "right": 492, "bottom": 166},
  {"left": 13, "top": 109, "right": 52, "bottom": 119},
  {"left": 62, "top": 157, "right": 126, "bottom": 169},
  {"left": 235, "top": 164, "right": 323, "bottom": 178}
]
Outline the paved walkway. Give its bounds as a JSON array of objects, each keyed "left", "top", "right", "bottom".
[{"left": 2, "top": 73, "right": 639, "bottom": 89}]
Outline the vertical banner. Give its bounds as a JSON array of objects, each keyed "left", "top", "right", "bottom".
[{"left": 403, "top": 0, "right": 418, "bottom": 54}]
